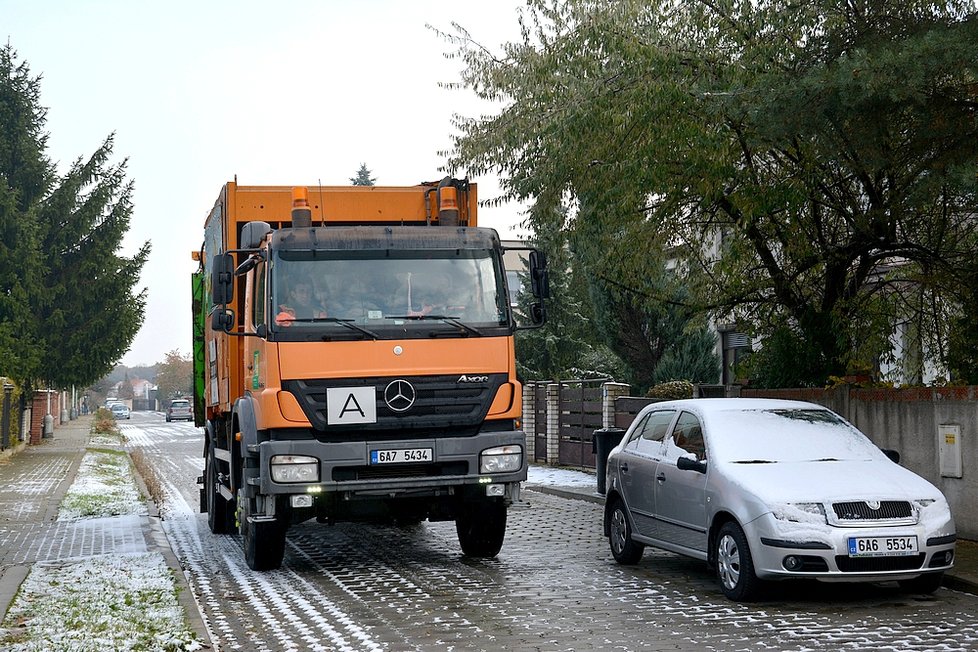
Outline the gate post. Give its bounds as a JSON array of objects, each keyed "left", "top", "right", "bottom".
[
  {"left": 546, "top": 383, "right": 561, "bottom": 465},
  {"left": 522, "top": 382, "right": 535, "bottom": 466},
  {"left": 602, "top": 382, "right": 630, "bottom": 429}
]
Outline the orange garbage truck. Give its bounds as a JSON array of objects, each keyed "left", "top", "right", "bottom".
[{"left": 191, "top": 177, "right": 548, "bottom": 570}]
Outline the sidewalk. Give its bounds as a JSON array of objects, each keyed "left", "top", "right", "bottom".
[
  {"left": 524, "top": 465, "right": 978, "bottom": 596},
  {"left": 0, "top": 415, "right": 210, "bottom": 645}
]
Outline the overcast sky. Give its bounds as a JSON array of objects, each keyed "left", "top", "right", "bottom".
[{"left": 3, "top": 0, "right": 530, "bottom": 367}]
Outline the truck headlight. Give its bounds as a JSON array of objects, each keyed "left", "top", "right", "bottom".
[
  {"left": 480, "top": 445, "right": 522, "bottom": 474},
  {"left": 270, "top": 455, "right": 320, "bottom": 483}
]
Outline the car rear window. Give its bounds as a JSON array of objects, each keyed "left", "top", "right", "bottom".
[{"left": 171, "top": 401, "right": 189, "bottom": 408}]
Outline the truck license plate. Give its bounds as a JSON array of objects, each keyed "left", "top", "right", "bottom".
[
  {"left": 370, "top": 448, "right": 433, "bottom": 464},
  {"left": 847, "top": 535, "right": 918, "bottom": 557}
]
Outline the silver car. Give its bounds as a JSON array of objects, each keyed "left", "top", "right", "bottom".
[{"left": 604, "top": 398, "right": 956, "bottom": 601}]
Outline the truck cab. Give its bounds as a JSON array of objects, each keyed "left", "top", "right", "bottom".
[{"left": 194, "top": 179, "right": 548, "bottom": 570}]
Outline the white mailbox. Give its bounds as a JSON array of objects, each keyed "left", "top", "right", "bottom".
[{"left": 938, "top": 424, "right": 962, "bottom": 478}]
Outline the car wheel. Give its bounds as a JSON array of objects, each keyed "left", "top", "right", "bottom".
[
  {"left": 608, "top": 497, "right": 644, "bottom": 564},
  {"left": 716, "top": 521, "right": 762, "bottom": 601},
  {"left": 898, "top": 572, "right": 944, "bottom": 594}
]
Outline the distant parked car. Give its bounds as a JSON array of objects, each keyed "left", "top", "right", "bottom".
[
  {"left": 166, "top": 399, "right": 193, "bottom": 422},
  {"left": 604, "top": 398, "right": 956, "bottom": 602},
  {"left": 110, "top": 403, "right": 130, "bottom": 420}
]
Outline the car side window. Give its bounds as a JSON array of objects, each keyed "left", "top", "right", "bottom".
[
  {"left": 634, "top": 410, "right": 675, "bottom": 456},
  {"left": 625, "top": 414, "right": 651, "bottom": 449},
  {"left": 671, "top": 411, "right": 706, "bottom": 460}
]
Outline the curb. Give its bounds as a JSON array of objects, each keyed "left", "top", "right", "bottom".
[{"left": 129, "top": 449, "right": 214, "bottom": 649}]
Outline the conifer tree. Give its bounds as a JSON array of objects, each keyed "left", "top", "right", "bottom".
[
  {"left": 349, "top": 163, "right": 376, "bottom": 186},
  {"left": 0, "top": 45, "right": 148, "bottom": 389}
]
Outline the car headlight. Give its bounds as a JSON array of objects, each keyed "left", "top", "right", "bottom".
[
  {"left": 270, "top": 455, "right": 320, "bottom": 483},
  {"left": 480, "top": 445, "right": 522, "bottom": 474},
  {"left": 772, "top": 502, "right": 827, "bottom": 524}
]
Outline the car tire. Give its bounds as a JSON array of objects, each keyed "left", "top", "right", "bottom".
[
  {"left": 716, "top": 521, "right": 762, "bottom": 601},
  {"left": 608, "top": 497, "right": 644, "bottom": 565},
  {"left": 898, "top": 572, "right": 944, "bottom": 594}
]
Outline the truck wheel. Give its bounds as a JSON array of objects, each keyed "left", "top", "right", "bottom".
[
  {"left": 456, "top": 500, "right": 506, "bottom": 558},
  {"left": 241, "top": 494, "right": 287, "bottom": 571},
  {"left": 205, "top": 448, "right": 233, "bottom": 534}
]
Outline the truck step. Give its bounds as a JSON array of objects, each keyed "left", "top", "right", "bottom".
[{"left": 247, "top": 514, "right": 278, "bottom": 524}]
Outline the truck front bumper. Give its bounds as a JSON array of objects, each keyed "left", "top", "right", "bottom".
[{"left": 254, "top": 431, "right": 527, "bottom": 498}]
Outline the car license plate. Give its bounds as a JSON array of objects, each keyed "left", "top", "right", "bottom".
[
  {"left": 370, "top": 448, "right": 432, "bottom": 464},
  {"left": 847, "top": 535, "right": 918, "bottom": 557}
]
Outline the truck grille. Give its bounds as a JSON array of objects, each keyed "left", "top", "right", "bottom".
[
  {"left": 332, "top": 462, "right": 468, "bottom": 481},
  {"left": 282, "top": 373, "right": 507, "bottom": 435}
]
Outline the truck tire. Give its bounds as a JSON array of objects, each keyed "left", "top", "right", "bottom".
[
  {"left": 205, "top": 448, "right": 233, "bottom": 534},
  {"left": 241, "top": 493, "right": 287, "bottom": 571},
  {"left": 456, "top": 500, "right": 506, "bottom": 558}
]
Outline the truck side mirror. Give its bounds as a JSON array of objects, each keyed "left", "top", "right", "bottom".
[
  {"left": 212, "top": 253, "right": 235, "bottom": 305},
  {"left": 211, "top": 308, "right": 235, "bottom": 333},
  {"left": 529, "top": 250, "right": 550, "bottom": 299},
  {"left": 529, "top": 302, "right": 546, "bottom": 326}
]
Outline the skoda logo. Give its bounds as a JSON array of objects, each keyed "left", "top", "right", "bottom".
[
  {"left": 384, "top": 379, "right": 416, "bottom": 413},
  {"left": 866, "top": 500, "right": 881, "bottom": 511}
]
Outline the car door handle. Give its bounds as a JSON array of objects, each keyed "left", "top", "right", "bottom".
[
  {"left": 656, "top": 473, "right": 666, "bottom": 483},
  {"left": 620, "top": 462, "right": 629, "bottom": 473}
]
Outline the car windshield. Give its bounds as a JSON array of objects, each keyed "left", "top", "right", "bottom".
[{"left": 708, "top": 408, "right": 884, "bottom": 464}]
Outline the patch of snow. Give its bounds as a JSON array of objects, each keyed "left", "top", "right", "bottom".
[
  {"left": 58, "top": 450, "right": 147, "bottom": 521},
  {"left": 525, "top": 464, "right": 597, "bottom": 489},
  {"left": 0, "top": 552, "right": 201, "bottom": 651}
]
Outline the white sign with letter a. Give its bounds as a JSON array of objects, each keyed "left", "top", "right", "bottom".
[{"left": 326, "top": 387, "right": 377, "bottom": 424}]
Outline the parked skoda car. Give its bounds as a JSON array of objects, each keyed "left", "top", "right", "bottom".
[
  {"left": 165, "top": 398, "right": 193, "bottom": 422},
  {"left": 604, "top": 398, "right": 955, "bottom": 601},
  {"left": 110, "top": 403, "right": 130, "bottom": 420}
]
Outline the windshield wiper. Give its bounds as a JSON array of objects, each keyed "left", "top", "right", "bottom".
[
  {"left": 288, "top": 317, "right": 379, "bottom": 339},
  {"left": 385, "top": 314, "right": 482, "bottom": 337},
  {"left": 731, "top": 459, "right": 775, "bottom": 464}
]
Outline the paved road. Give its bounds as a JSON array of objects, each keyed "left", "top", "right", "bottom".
[{"left": 123, "top": 415, "right": 978, "bottom": 652}]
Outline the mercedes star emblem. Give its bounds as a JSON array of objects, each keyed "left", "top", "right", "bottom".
[{"left": 384, "top": 379, "right": 416, "bottom": 413}]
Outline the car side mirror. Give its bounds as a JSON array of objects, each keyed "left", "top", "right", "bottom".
[
  {"left": 881, "top": 448, "right": 901, "bottom": 465},
  {"left": 677, "top": 455, "right": 707, "bottom": 474}
]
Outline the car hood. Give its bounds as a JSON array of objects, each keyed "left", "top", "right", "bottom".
[{"left": 719, "top": 459, "right": 943, "bottom": 503}]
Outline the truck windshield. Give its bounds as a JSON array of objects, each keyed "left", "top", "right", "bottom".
[{"left": 270, "top": 248, "right": 509, "bottom": 338}]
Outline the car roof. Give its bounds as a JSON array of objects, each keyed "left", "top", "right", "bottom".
[{"left": 637, "top": 397, "right": 829, "bottom": 417}]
